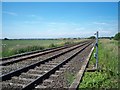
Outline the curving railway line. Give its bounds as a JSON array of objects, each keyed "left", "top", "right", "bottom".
[{"left": 1, "top": 40, "right": 95, "bottom": 90}]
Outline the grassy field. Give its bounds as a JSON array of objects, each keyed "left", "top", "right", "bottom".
[
  {"left": 1, "top": 39, "right": 83, "bottom": 58},
  {"left": 79, "top": 39, "right": 119, "bottom": 88}
]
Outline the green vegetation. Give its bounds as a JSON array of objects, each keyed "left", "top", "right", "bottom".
[
  {"left": 1, "top": 39, "right": 83, "bottom": 58},
  {"left": 65, "top": 72, "right": 75, "bottom": 85},
  {"left": 4, "top": 38, "right": 9, "bottom": 40},
  {"left": 114, "top": 32, "right": 120, "bottom": 40},
  {"left": 79, "top": 71, "right": 108, "bottom": 88},
  {"left": 88, "top": 36, "right": 96, "bottom": 39},
  {"left": 79, "top": 39, "right": 119, "bottom": 88},
  {"left": 48, "top": 43, "right": 58, "bottom": 48},
  {"left": 2, "top": 46, "right": 45, "bottom": 57}
]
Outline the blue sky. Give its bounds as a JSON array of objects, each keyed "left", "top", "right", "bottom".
[{"left": 2, "top": 2, "right": 118, "bottom": 39}]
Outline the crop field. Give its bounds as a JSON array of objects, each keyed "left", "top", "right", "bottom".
[
  {"left": 79, "top": 39, "right": 119, "bottom": 88},
  {"left": 1, "top": 39, "right": 83, "bottom": 58}
]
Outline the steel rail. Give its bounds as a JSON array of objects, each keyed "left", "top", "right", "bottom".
[
  {"left": 1, "top": 41, "right": 90, "bottom": 81},
  {"left": 1, "top": 40, "right": 88, "bottom": 61},
  {"left": 22, "top": 42, "right": 92, "bottom": 90},
  {"left": 0, "top": 41, "right": 88, "bottom": 66}
]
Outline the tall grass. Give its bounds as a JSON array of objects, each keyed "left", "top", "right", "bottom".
[
  {"left": 2, "top": 39, "right": 82, "bottom": 58},
  {"left": 98, "top": 39, "right": 118, "bottom": 77},
  {"left": 79, "top": 39, "right": 119, "bottom": 88},
  {"left": 2, "top": 46, "right": 45, "bottom": 57}
]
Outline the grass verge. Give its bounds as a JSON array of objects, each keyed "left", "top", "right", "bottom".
[{"left": 79, "top": 39, "right": 119, "bottom": 88}]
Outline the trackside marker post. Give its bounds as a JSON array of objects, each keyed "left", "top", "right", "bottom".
[{"left": 94, "top": 31, "right": 99, "bottom": 69}]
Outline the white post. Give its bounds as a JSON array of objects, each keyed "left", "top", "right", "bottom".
[{"left": 96, "top": 31, "right": 98, "bottom": 69}]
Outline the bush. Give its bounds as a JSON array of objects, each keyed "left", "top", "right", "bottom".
[
  {"left": 14, "top": 46, "right": 45, "bottom": 54},
  {"left": 4, "top": 38, "right": 9, "bottom": 40},
  {"left": 88, "top": 36, "right": 96, "bottom": 39},
  {"left": 49, "top": 43, "right": 57, "bottom": 48},
  {"left": 64, "top": 42, "right": 71, "bottom": 45},
  {"left": 114, "top": 32, "right": 120, "bottom": 40},
  {"left": 64, "top": 41, "right": 78, "bottom": 45}
]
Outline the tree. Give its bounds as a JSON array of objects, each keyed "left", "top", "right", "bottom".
[
  {"left": 114, "top": 33, "right": 120, "bottom": 40},
  {"left": 4, "top": 38, "right": 9, "bottom": 40},
  {"left": 78, "top": 37, "right": 81, "bottom": 39},
  {"left": 88, "top": 36, "right": 96, "bottom": 39}
]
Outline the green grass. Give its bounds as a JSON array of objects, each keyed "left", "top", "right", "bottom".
[
  {"left": 1, "top": 39, "right": 83, "bottom": 58},
  {"left": 79, "top": 39, "right": 119, "bottom": 88},
  {"left": 65, "top": 72, "right": 75, "bottom": 85}
]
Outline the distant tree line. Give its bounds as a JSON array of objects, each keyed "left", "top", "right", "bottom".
[
  {"left": 3, "top": 32, "right": 120, "bottom": 40},
  {"left": 88, "top": 33, "right": 120, "bottom": 40},
  {"left": 3, "top": 38, "right": 81, "bottom": 40},
  {"left": 99, "top": 37, "right": 114, "bottom": 39}
]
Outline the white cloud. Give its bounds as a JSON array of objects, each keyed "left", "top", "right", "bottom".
[
  {"left": 27, "top": 14, "right": 43, "bottom": 20},
  {"left": 49, "top": 22, "right": 57, "bottom": 25},
  {"left": 95, "top": 27, "right": 117, "bottom": 37},
  {"left": 24, "top": 21, "right": 41, "bottom": 24},
  {"left": 47, "top": 22, "right": 67, "bottom": 27},
  {"left": 3, "top": 11, "right": 17, "bottom": 16},
  {"left": 75, "top": 27, "right": 85, "bottom": 31},
  {"left": 28, "top": 15, "right": 36, "bottom": 17},
  {"left": 93, "top": 22, "right": 108, "bottom": 25}
]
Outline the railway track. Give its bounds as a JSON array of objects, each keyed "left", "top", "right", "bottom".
[
  {"left": 0, "top": 41, "right": 88, "bottom": 66},
  {"left": 1, "top": 41, "right": 89, "bottom": 76},
  {"left": 1, "top": 40, "right": 94, "bottom": 90}
]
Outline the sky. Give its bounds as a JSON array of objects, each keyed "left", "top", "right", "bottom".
[{"left": 2, "top": 2, "right": 118, "bottom": 39}]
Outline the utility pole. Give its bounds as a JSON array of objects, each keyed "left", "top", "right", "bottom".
[{"left": 94, "top": 31, "right": 99, "bottom": 69}]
